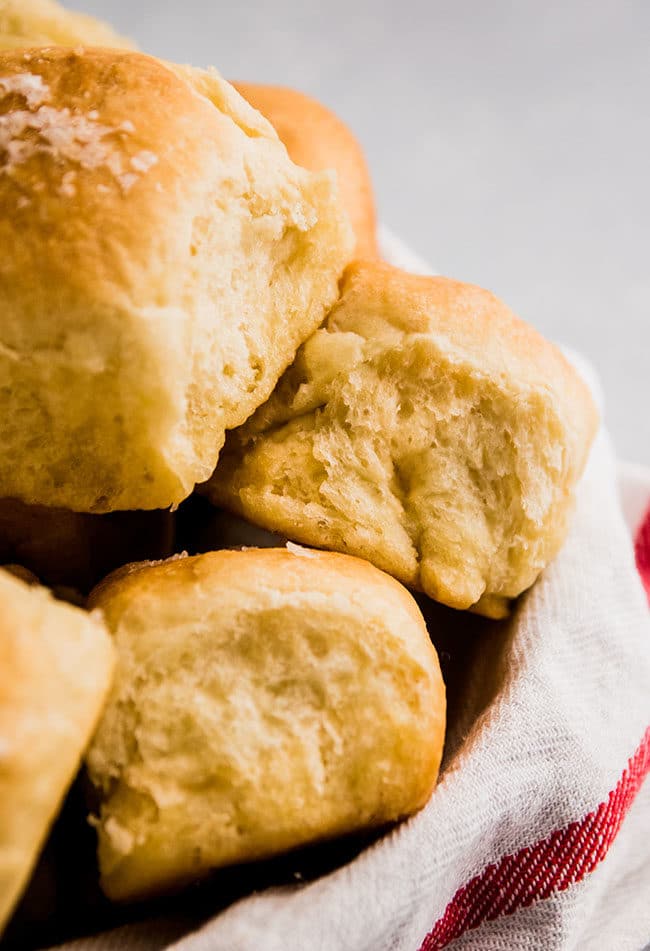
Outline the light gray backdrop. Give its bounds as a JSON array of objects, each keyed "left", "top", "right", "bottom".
[{"left": 83, "top": 0, "right": 650, "bottom": 465}]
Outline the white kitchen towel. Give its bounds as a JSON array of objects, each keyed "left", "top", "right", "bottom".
[
  {"left": 152, "top": 435, "right": 650, "bottom": 951},
  {"left": 49, "top": 235, "right": 650, "bottom": 951}
]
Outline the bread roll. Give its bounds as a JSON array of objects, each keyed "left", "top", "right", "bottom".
[
  {"left": 0, "top": 3, "right": 376, "bottom": 259},
  {"left": 234, "top": 83, "right": 378, "bottom": 259},
  {"left": 0, "top": 569, "right": 114, "bottom": 934},
  {"left": 0, "top": 499, "right": 174, "bottom": 592},
  {"left": 0, "top": 47, "right": 353, "bottom": 512},
  {"left": 85, "top": 548, "right": 445, "bottom": 902},
  {"left": 205, "top": 261, "right": 599, "bottom": 618},
  {"left": 0, "top": 0, "right": 133, "bottom": 51}
]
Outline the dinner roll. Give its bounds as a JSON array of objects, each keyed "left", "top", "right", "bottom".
[
  {"left": 0, "top": 3, "right": 376, "bottom": 259},
  {"left": 0, "top": 499, "right": 174, "bottom": 592},
  {"left": 85, "top": 547, "right": 445, "bottom": 902},
  {"left": 0, "top": 47, "right": 353, "bottom": 512},
  {"left": 234, "top": 83, "right": 378, "bottom": 259},
  {"left": 0, "top": 569, "right": 114, "bottom": 934},
  {"left": 0, "top": 0, "right": 133, "bottom": 51},
  {"left": 205, "top": 261, "right": 599, "bottom": 618}
]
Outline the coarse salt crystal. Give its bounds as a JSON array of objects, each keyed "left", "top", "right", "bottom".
[
  {"left": 118, "top": 172, "right": 139, "bottom": 192},
  {"left": 286, "top": 542, "right": 317, "bottom": 558},
  {"left": 0, "top": 73, "right": 50, "bottom": 109},
  {"left": 130, "top": 150, "right": 158, "bottom": 173}
]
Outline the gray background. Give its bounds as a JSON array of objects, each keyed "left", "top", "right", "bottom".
[{"left": 84, "top": 0, "right": 649, "bottom": 464}]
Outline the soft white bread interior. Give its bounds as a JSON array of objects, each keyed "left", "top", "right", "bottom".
[
  {"left": 0, "top": 568, "right": 114, "bottom": 933},
  {"left": 85, "top": 547, "right": 446, "bottom": 902},
  {"left": 0, "top": 0, "right": 134, "bottom": 51},
  {"left": 205, "top": 261, "right": 599, "bottom": 617},
  {"left": 234, "top": 83, "right": 379, "bottom": 259},
  {"left": 0, "top": 46, "right": 353, "bottom": 512}
]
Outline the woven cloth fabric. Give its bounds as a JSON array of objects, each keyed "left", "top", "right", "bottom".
[{"left": 50, "top": 235, "right": 650, "bottom": 951}]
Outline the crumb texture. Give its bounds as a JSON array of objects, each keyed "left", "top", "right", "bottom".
[
  {"left": 86, "top": 548, "right": 445, "bottom": 901},
  {"left": 207, "top": 262, "right": 599, "bottom": 615},
  {"left": 234, "top": 83, "right": 379, "bottom": 258},
  {"left": 0, "top": 47, "right": 353, "bottom": 512}
]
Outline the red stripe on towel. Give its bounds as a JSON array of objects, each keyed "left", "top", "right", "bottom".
[
  {"left": 418, "top": 729, "right": 650, "bottom": 949},
  {"left": 635, "top": 505, "right": 650, "bottom": 602}
]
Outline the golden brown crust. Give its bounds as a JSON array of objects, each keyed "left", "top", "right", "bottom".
[
  {"left": 90, "top": 546, "right": 430, "bottom": 635},
  {"left": 206, "top": 261, "right": 599, "bottom": 614},
  {"left": 86, "top": 547, "right": 445, "bottom": 901},
  {"left": 0, "top": 568, "right": 114, "bottom": 933},
  {"left": 0, "top": 47, "right": 353, "bottom": 512},
  {"left": 0, "top": 6, "right": 377, "bottom": 261},
  {"left": 234, "top": 83, "right": 378, "bottom": 259}
]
